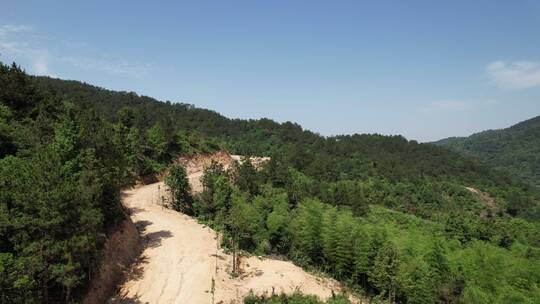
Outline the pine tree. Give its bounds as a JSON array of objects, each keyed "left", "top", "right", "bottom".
[
  {"left": 146, "top": 123, "right": 167, "bottom": 162},
  {"left": 231, "top": 156, "right": 260, "bottom": 197},
  {"left": 198, "top": 161, "right": 231, "bottom": 218},
  {"left": 165, "top": 164, "right": 193, "bottom": 214}
]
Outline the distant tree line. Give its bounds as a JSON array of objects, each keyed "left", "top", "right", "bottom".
[{"left": 434, "top": 116, "right": 540, "bottom": 189}]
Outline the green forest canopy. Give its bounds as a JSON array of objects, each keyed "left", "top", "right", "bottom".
[
  {"left": 1, "top": 62, "right": 540, "bottom": 303},
  {"left": 433, "top": 116, "right": 540, "bottom": 188}
]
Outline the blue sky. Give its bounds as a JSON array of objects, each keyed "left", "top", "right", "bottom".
[{"left": 1, "top": 0, "right": 539, "bottom": 141}]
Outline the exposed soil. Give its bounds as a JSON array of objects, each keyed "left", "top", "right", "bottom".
[
  {"left": 465, "top": 186, "right": 503, "bottom": 218},
  {"left": 112, "top": 152, "right": 357, "bottom": 304},
  {"left": 83, "top": 215, "right": 141, "bottom": 304}
]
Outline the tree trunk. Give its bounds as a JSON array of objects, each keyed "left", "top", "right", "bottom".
[
  {"left": 65, "top": 287, "right": 71, "bottom": 304},
  {"left": 231, "top": 235, "right": 236, "bottom": 274}
]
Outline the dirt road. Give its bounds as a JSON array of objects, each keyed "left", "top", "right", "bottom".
[{"left": 114, "top": 153, "right": 355, "bottom": 303}]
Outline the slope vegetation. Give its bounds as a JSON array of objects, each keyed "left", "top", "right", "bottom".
[{"left": 434, "top": 116, "right": 540, "bottom": 188}]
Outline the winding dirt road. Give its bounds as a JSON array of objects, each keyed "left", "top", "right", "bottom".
[
  {"left": 114, "top": 154, "right": 355, "bottom": 304},
  {"left": 116, "top": 182, "right": 219, "bottom": 303}
]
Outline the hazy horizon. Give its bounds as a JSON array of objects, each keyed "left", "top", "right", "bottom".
[{"left": 2, "top": 1, "right": 540, "bottom": 141}]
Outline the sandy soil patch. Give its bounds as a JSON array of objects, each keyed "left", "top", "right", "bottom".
[
  {"left": 113, "top": 182, "right": 355, "bottom": 304},
  {"left": 113, "top": 152, "right": 358, "bottom": 303}
]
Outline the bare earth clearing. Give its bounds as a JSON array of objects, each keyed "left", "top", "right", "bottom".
[{"left": 113, "top": 153, "right": 357, "bottom": 304}]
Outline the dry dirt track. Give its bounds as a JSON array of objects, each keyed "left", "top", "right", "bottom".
[
  {"left": 115, "top": 182, "right": 219, "bottom": 303},
  {"left": 114, "top": 154, "right": 356, "bottom": 304}
]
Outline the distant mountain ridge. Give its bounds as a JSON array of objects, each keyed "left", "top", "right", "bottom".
[{"left": 434, "top": 115, "right": 540, "bottom": 187}]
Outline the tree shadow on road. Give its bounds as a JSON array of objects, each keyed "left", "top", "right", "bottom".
[
  {"left": 133, "top": 218, "right": 173, "bottom": 249},
  {"left": 128, "top": 206, "right": 146, "bottom": 216},
  {"left": 110, "top": 219, "right": 173, "bottom": 302},
  {"left": 120, "top": 191, "right": 134, "bottom": 200},
  {"left": 145, "top": 230, "right": 173, "bottom": 248},
  {"left": 134, "top": 219, "right": 152, "bottom": 231},
  {"left": 110, "top": 291, "right": 149, "bottom": 304},
  {"left": 123, "top": 254, "right": 149, "bottom": 282}
]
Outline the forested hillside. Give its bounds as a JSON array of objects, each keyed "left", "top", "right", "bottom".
[
  {"left": 36, "top": 75, "right": 540, "bottom": 221},
  {"left": 0, "top": 63, "right": 220, "bottom": 303},
  {"left": 1, "top": 62, "right": 540, "bottom": 303},
  {"left": 434, "top": 116, "right": 540, "bottom": 188}
]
